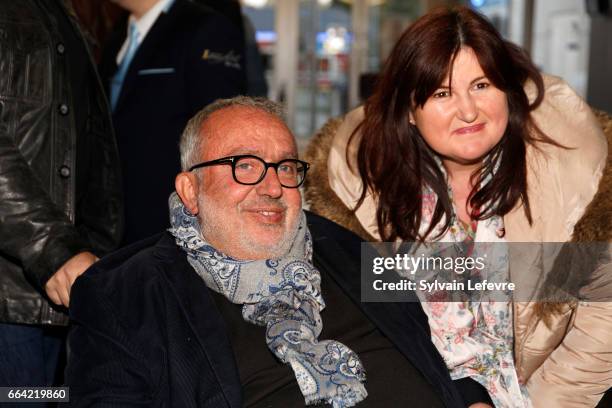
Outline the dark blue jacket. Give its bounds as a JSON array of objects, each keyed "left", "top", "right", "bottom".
[
  {"left": 67, "top": 212, "right": 463, "bottom": 407},
  {"left": 99, "top": 0, "right": 246, "bottom": 245}
]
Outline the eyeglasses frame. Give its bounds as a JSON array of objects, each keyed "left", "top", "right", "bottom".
[{"left": 188, "top": 154, "right": 310, "bottom": 188}]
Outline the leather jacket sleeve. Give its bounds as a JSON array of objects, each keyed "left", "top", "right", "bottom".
[
  {"left": 0, "top": 138, "right": 91, "bottom": 291},
  {"left": 0, "top": 0, "right": 122, "bottom": 325}
]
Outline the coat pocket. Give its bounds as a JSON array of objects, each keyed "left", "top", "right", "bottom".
[{"left": 138, "top": 68, "right": 175, "bottom": 75}]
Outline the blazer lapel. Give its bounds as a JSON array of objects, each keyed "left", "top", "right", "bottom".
[
  {"left": 156, "top": 235, "right": 242, "bottom": 408},
  {"left": 113, "top": 0, "right": 183, "bottom": 112}
]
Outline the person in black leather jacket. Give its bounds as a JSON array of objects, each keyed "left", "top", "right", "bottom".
[{"left": 0, "top": 0, "right": 122, "bottom": 386}]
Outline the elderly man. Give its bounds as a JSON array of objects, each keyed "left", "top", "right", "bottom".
[{"left": 66, "top": 97, "right": 462, "bottom": 407}]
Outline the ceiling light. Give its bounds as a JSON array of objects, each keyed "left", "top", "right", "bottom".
[{"left": 243, "top": 0, "right": 268, "bottom": 9}]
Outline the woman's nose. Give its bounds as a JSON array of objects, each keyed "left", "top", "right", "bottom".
[{"left": 455, "top": 93, "right": 478, "bottom": 123}]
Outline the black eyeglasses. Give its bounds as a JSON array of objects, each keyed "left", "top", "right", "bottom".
[{"left": 189, "top": 155, "right": 310, "bottom": 188}]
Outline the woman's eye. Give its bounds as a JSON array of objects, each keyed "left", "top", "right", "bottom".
[
  {"left": 432, "top": 90, "right": 450, "bottom": 98},
  {"left": 474, "top": 82, "right": 490, "bottom": 90}
]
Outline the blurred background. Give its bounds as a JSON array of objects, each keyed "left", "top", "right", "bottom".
[
  {"left": 79, "top": 0, "right": 612, "bottom": 150},
  {"left": 239, "top": 0, "right": 611, "bottom": 152}
]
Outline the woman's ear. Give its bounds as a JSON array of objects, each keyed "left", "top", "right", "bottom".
[
  {"left": 175, "top": 172, "right": 200, "bottom": 215},
  {"left": 409, "top": 111, "right": 416, "bottom": 126}
]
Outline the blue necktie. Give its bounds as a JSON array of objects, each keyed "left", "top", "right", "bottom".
[{"left": 111, "top": 22, "right": 139, "bottom": 111}]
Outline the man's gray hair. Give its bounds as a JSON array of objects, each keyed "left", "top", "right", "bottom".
[{"left": 179, "top": 96, "right": 286, "bottom": 171}]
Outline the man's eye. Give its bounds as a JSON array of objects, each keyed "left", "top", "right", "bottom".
[
  {"left": 278, "top": 164, "right": 296, "bottom": 174},
  {"left": 236, "top": 162, "right": 254, "bottom": 171}
]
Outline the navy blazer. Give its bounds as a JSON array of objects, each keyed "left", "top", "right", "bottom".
[
  {"left": 67, "top": 212, "right": 463, "bottom": 407},
  {"left": 99, "top": 0, "right": 246, "bottom": 245}
]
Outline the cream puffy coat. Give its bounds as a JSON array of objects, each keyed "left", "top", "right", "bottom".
[{"left": 318, "top": 76, "right": 610, "bottom": 407}]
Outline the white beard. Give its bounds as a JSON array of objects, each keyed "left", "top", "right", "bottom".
[{"left": 196, "top": 192, "right": 300, "bottom": 260}]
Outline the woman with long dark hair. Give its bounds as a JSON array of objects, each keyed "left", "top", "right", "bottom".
[{"left": 324, "top": 6, "right": 608, "bottom": 408}]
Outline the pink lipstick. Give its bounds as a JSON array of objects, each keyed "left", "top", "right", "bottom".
[{"left": 454, "top": 123, "right": 485, "bottom": 135}]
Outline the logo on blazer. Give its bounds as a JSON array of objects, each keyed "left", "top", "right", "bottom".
[{"left": 201, "top": 49, "right": 242, "bottom": 69}]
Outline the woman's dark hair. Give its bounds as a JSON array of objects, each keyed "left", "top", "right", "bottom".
[{"left": 352, "top": 5, "right": 554, "bottom": 242}]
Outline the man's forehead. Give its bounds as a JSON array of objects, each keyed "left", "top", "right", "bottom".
[
  {"left": 203, "top": 105, "right": 289, "bottom": 133},
  {"left": 200, "top": 106, "right": 297, "bottom": 158},
  {"left": 224, "top": 146, "right": 298, "bottom": 158}
]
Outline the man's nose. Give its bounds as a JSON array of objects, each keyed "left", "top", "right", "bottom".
[
  {"left": 255, "top": 167, "right": 283, "bottom": 198},
  {"left": 455, "top": 93, "right": 478, "bottom": 123}
]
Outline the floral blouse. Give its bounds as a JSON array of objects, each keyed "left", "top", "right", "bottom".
[{"left": 403, "top": 184, "right": 530, "bottom": 408}]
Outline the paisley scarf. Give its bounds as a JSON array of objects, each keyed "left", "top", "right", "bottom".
[{"left": 168, "top": 193, "right": 367, "bottom": 407}]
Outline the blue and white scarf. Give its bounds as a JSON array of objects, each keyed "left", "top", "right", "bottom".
[{"left": 168, "top": 193, "right": 367, "bottom": 407}]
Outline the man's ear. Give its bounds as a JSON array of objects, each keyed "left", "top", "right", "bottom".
[{"left": 175, "top": 172, "right": 200, "bottom": 215}]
